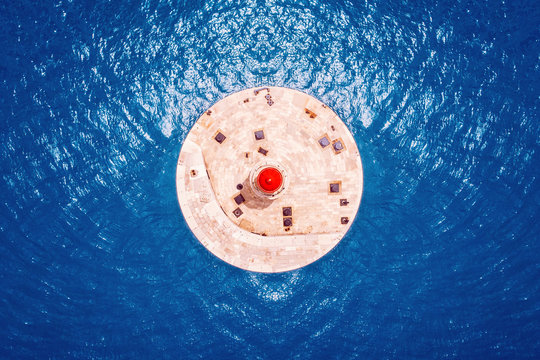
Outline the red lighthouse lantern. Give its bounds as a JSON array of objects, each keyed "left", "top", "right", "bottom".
[{"left": 257, "top": 167, "right": 283, "bottom": 193}]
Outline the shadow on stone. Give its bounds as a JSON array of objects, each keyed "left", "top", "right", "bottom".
[{"left": 239, "top": 178, "right": 273, "bottom": 210}]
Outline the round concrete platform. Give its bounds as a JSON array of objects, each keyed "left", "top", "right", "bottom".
[{"left": 176, "top": 87, "right": 363, "bottom": 273}]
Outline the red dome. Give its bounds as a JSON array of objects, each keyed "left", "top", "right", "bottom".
[{"left": 257, "top": 167, "right": 283, "bottom": 193}]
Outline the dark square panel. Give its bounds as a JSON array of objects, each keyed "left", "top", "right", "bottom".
[
  {"left": 254, "top": 130, "right": 265, "bottom": 140},
  {"left": 318, "top": 136, "right": 330, "bottom": 148},
  {"left": 234, "top": 194, "right": 245, "bottom": 205},
  {"left": 333, "top": 140, "right": 344, "bottom": 152},
  {"left": 214, "top": 132, "right": 226, "bottom": 144},
  {"left": 282, "top": 207, "right": 292, "bottom": 217},
  {"left": 258, "top": 147, "right": 268, "bottom": 156},
  {"left": 233, "top": 208, "right": 243, "bottom": 218},
  {"left": 283, "top": 217, "right": 293, "bottom": 227},
  {"left": 329, "top": 182, "right": 340, "bottom": 193},
  {"left": 340, "top": 199, "right": 349, "bottom": 206}
]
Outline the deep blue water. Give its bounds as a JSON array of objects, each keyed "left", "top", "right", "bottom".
[{"left": 1, "top": 0, "right": 539, "bottom": 358}]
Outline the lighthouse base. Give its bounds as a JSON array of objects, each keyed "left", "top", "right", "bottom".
[{"left": 176, "top": 87, "right": 363, "bottom": 273}]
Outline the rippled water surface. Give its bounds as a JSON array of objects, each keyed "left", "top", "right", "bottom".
[{"left": 1, "top": 0, "right": 539, "bottom": 358}]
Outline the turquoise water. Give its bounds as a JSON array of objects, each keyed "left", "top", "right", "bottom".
[{"left": 1, "top": 0, "right": 539, "bottom": 358}]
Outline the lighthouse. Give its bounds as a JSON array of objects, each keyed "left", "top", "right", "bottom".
[
  {"left": 249, "top": 161, "right": 289, "bottom": 199},
  {"left": 176, "top": 87, "right": 363, "bottom": 273}
]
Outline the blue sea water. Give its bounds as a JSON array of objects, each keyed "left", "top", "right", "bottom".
[{"left": 1, "top": 0, "right": 539, "bottom": 358}]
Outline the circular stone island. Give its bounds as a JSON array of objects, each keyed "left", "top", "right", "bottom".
[{"left": 176, "top": 87, "right": 363, "bottom": 273}]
